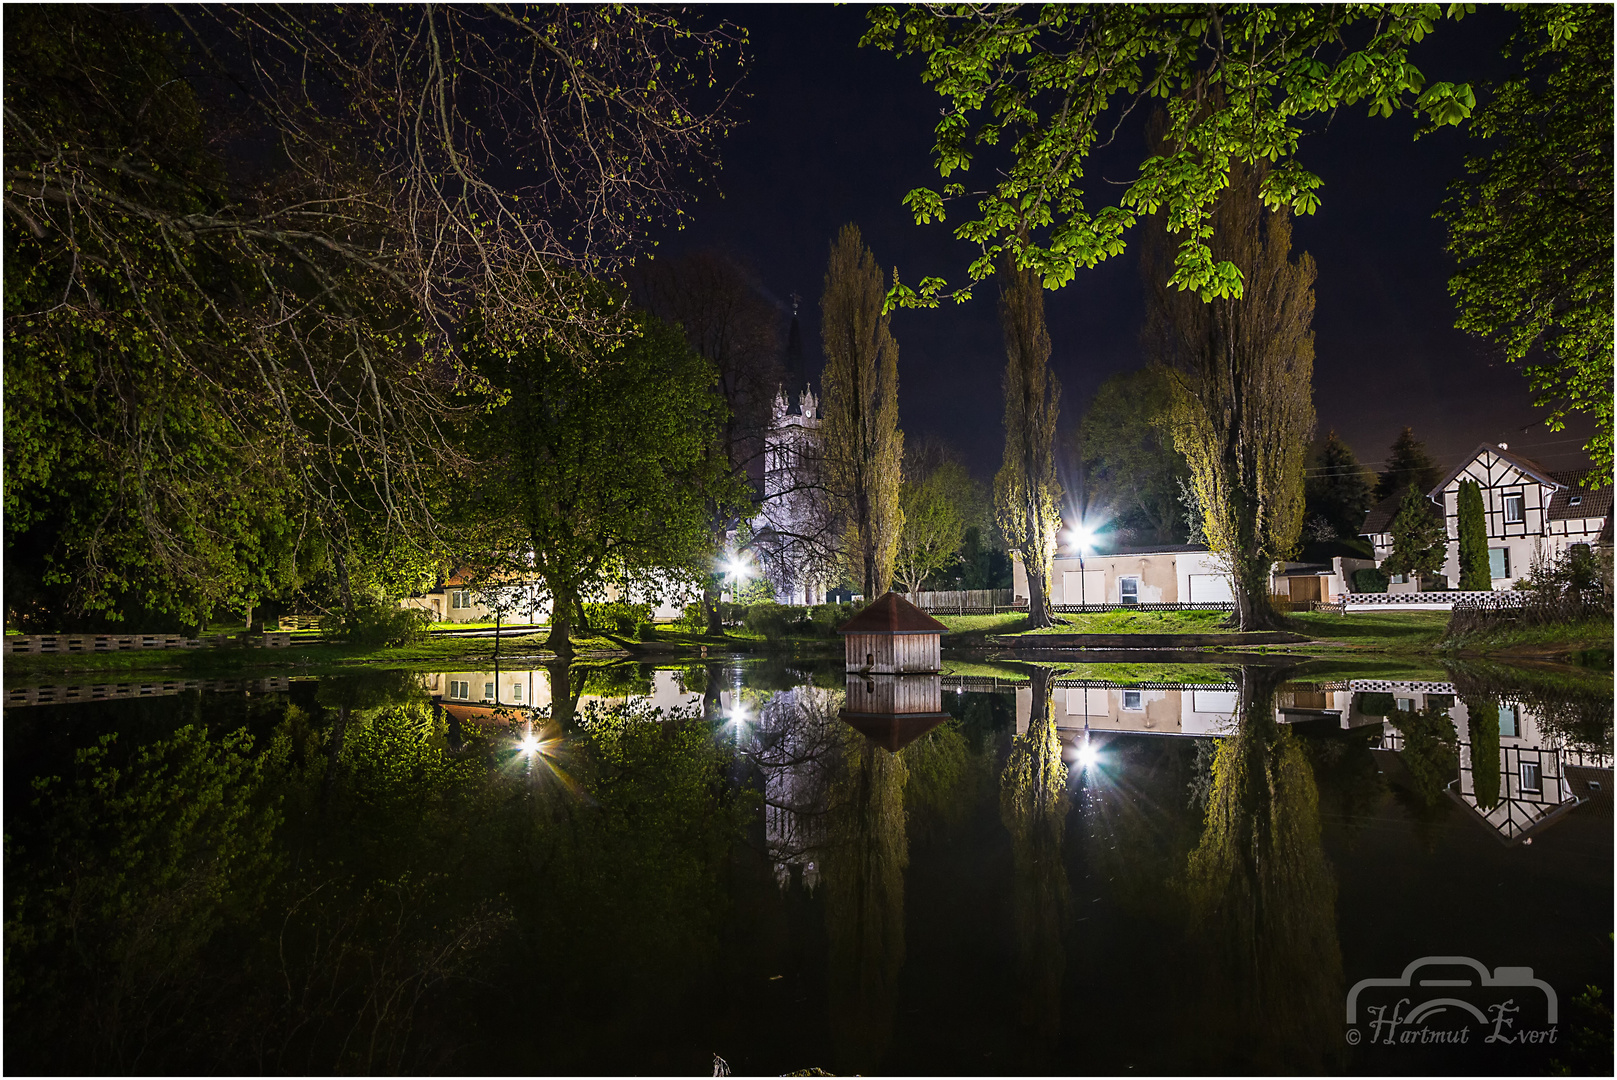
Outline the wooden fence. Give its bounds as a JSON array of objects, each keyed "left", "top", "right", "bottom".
[
  {"left": 6, "top": 676, "right": 294, "bottom": 708},
  {"left": 908, "top": 589, "right": 1018, "bottom": 614},
  {"left": 4, "top": 632, "right": 293, "bottom": 655}
]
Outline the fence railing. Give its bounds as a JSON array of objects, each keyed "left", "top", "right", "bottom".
[
  {"left": 4, "top": 632, "right": 293, "bottom": 655},
  {"left": 1343, "top": 590, "right": 1499, "bottom": 607},
  {"left": 1448, "top": 591, "right": 1613, "bottom": 634}
]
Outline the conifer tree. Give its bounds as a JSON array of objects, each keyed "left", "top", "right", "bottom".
[
  {"left": 1380, "top": 487, "right": 1447, "bottom": 586},
  {"left": 820, "top": 224, "right": 904, "bottom": 598},
  {"left": 1376, "top": 427, "right": 1443, "bottom": 501},
  {"left": 1456, "top": 480, "right": 1491, "bottom": 590},
  {"left": 1304, "top": 431, "right": 1375, "bottom": 539}
]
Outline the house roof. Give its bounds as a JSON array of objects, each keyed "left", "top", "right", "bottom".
[
  {"left": 838, "top": 592, "right": 949, "bottom": 635},
  {"left": 1076, "top": 542, "right": 1211, "bottom": 557},
  {"left": 1431, "top": 443, "right": 1561, "bottom": 496},
  {"left": 1360, "top": 488, "right": 1442, "bottom": 536},
  {"left": 1546, "top": 469, "right": 1614, "bottom": 521}
]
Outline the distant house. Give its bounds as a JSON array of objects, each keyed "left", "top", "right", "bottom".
[
  {"left": 1016, "top": 544, "right": 1237, "bottom": 607},
  {"left": 400, "top": 568, "right": 694, "bottom": 623},
  {"left": 1360, "top": 443, "right": 1612, "bottom": 591}
]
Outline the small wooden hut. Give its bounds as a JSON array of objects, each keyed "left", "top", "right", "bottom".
[{"left": 838, "top": 591, "right": 947, "bottom": 673}]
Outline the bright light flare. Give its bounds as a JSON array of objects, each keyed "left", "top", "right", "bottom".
[
  {"left": 1075, "top": 742, "right": 1101, "bottom": 771},
  {"left": 1065, "top": 522, "right": 1097, "bottom": 553},
  {"left": 727, "top": 703, "right": 750, "bottom": 726},
  {"left": 518, "top": 733, "right": 541, "bottom": 754},
  {"left": 721, "top": 554, "right": 754, "bottom": 582}
]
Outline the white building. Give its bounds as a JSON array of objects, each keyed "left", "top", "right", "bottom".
[
  {"left": 1361, "top": 442, "right": 1611, "bottom": 591},
  {"left": 1013, "top": 543, "right": 1237, "bottom": 607}
]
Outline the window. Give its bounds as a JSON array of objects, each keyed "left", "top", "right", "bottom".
[
  {"left": 1568, "top": 494, "right": 1583, "bottom": 507},
  {"left": 1519, "top": 760, "right": 1542, "bottom": 794},
  {"left": 1498, "top": 705, "right": 1518, "bottom": 739},
  {"left": 1503, "top": 492, "right": 1524, "bottom": 524},
  {"left": 1122, "top": 689, "right": 1143, "bottom": 711},
  {"left": 1396, "top": 697, "right": 1416, "bottom": 713},
  {"left": 451, "top": 589, "right": 470, "bottom": 609},
  {"left": 1488, "top": 548, "right": 1510, "bottom": 579},
  {"left": 1388, "top": 573, "right": 1408, "bottom": 584},
  {"left": 483, "top": 681, "right": 495, "bottom": 701},
  {"left": 1120, "top": 577, "right": 1140, "bottom": 607},
  {"left": 449, "top": 680, "right": 469, "bottom": 699},
  {"left": 512, "top": 683, "right": 523, "bottom": 702}
]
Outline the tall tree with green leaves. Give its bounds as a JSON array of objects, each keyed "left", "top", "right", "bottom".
[
  {"left": 994, "top": 252, "right": 1064, "bottom": 628},
  {"left": 463, "top": 294, "right": 739, "bottom": 656},
  {"left": 1304, "top": 431, "right": 1376, "bottom": 540},
  {"left": 863, "top": 5, "right": 1477, "bottom": 307},
  {"left": 1376, "top": 427, "right": 1444, "bottom": 501},
  {"left": 1076, "top": 367, "right": 1189, "bottom": 545},
  {"left": 893, "top": 462, "right": 969, "bottom": 597},
  {"left": 820, "top": 224, "right": 905, "bottom": 599},
  {"left": 1150, "top": 160, "right": 1316, "bottom": 631},
  {"left": 1380, "top": 487, "right": 1447, "bottom": 586},
  {"left": 1441, "top": 5, "right": 1614, "bottom": 477},
  {"left": 1456, "top": 480, "right": 1491, "bottom": 590}
]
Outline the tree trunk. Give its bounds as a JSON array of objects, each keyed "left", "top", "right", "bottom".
[
  {"left": 546, "top": 657, "right": 581, "bottom": 729},
  {"left": 546, "top": 584, "right": 575, "bottom": 657},
  {"left": 703, "top": 580, "right": 724, "bottom": 636},
  {"left": 1026, "top": 559, "right": 1056, "bottom": 628}
]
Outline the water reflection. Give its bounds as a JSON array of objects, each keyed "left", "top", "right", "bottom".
[
  {"left": 3, "top": 656, "right": 1609, "bottom": 1074},
  {"left": 1183, "top": 666, "right": 1343, "bottom": 1073},
  {"left": 1000, "top": 667, "right": 1069, "bottom": 1066}
]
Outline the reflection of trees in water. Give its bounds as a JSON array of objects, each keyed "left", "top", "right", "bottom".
[
  {"left": 1183, "top": 666, "right": 1342, "bottom": 1073},
  {"left": 1450, "top": 659, "right": 1614, "bottom": 756},
  {"left": 1387, "top": 704, "right": 1460, "bottom": 813},
  {"left": 822, "top": 724, "right": 909, "bottom": 1074},
  {"left": 1462, "top": 692, "right": 1502, "bottom": 811},
  {"left": 999, "top": 667, "right": 1068, "bottom": 1062}
]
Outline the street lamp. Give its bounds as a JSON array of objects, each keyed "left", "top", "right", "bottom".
[{"left": 1064, "top": 523, "right": 1096, "bottom": 610}]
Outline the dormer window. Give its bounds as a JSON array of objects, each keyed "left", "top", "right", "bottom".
[
  {"left": 1569, "top": 495, "right": 1583, "bottom": 507},
  {"left": 1503, "top": 493, "right": 1524, "bottom": 524}
]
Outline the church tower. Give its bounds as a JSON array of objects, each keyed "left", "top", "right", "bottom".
[{"left": 758, "top": 294, "right": 825, "bottom": 605}]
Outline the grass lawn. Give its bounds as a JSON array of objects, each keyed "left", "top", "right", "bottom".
[
  {"left": 1288, "top": 610, "right": 1453, "bottom": 651},
  {"left": 938, "top": 609, "right": 1237, "bottom": 636},
  {"left": 936, "top": 613, "right": 1029, "bottom": 636}
]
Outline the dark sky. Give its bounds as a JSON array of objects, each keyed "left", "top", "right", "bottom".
[{"left": 654, "top": 4, "right": 1598, "bottom": 482}]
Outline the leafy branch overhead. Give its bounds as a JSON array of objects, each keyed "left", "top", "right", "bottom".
[{"left": 863, "top": 3, "right": 1477, "bottom": 306}]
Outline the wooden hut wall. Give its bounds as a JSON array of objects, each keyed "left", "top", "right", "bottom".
[
  {"left": 844, "top": 632, "right": 941, "bottom": 674},
  {"left": 844, "top": 673, "right": 944, "bottom": 714}
]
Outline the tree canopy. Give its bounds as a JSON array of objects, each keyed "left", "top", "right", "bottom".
[
  {"left": 863, "top": 3, "right": 1477, "bottom": 306},
  {"left": 1076, "top": 367, "right": 1190, "bottom": 546},
  {"left": 1440, "top": 5, "right": 1613, "bottom": 476}
]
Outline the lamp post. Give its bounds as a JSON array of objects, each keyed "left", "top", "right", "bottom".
[{"left": 1065, "top": 523, "right": 1095, "bottom": 611}]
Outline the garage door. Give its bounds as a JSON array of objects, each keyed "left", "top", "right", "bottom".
[
  {"left": 1191, "top": 690, "right": 1239, "bottom": 717},
  {"left": 1062, "top": 570, "right": 1107, "bottom": 605},
  {"left": 1188, "top": 573, "right": 1234, "bottom": 603}
]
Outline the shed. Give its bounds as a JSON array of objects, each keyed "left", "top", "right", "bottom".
[{"left": 838, "top": 591, "right": 947, "bottom": 673}]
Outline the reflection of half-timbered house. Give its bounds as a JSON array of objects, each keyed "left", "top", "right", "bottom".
[{"left": 1361, "top": 443, "right": 1612, "bottom": 590}]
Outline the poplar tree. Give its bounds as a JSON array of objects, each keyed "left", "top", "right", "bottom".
[
  {"left": 1456, "top": 480, "right": 1491, "bottom": 590},
  {"left": 820, "top": 224, "right": 904, "bottom": 598},
  {"left": 1148, "top": 159, "right": 1316, "bottom": 631},
  {"left": 994, "top": 254, "right": 1064, "bottom": 628}
]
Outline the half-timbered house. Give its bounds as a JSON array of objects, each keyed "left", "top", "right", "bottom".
[{"left": 1362, "top": 443, "right": 1612, "bottom": 591}]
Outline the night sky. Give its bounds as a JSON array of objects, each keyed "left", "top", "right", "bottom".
[{"left": 652, "top": 4, "right": 1599, "bottom": 485}]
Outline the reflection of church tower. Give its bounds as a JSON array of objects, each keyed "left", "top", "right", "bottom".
[{"left": 757, "top": 295, "right": 827, "bottom": 605}]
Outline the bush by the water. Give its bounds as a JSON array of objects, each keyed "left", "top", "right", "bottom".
[
  {"left": 581, "top": 600, "right": 653, "bottom": 637},
  {"left": 331, "top": 599, "right": 431, "bottom": 646},
  {"left": 1449, "top": 546, "right": 1613, "bottom": 637}
]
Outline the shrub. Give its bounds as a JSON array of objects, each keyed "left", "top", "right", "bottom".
[
  {"left": 1355, "top": 691, "right": 1396, "bottom": 718},
  {"left": 1352, "top": 568, "right": 1389, "bottom": 594},
  {"left": 674, "top": 602, "right": 707, "bottom": 633},
  {"left": 808, "top": 602, "right": 856, "bottom": 635},
  {"left": 581, "top": 600, "right": 653, "bottom": 637},
  {"left": 331, "top": 599, "right": 431, "bottom": 647},
  {"left": 742, "top": 602, "right": 799, "bottom": 641}
]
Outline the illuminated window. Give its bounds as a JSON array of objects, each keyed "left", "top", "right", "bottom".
[{"left": 1503, "top": 493, "right": 1524, "bottom": 524}]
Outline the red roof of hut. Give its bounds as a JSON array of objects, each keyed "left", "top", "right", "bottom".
[{"left": 837, "top": 591, "right": 949, "bottom": 635}]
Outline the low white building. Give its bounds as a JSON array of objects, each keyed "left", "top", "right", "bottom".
[{"left": 1013, "top": 543, "right": 1236, "bottom": 607}]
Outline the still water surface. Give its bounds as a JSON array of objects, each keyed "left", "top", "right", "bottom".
[{"left": 5, "top": 655, "right": 1610, "bottom": 1074}]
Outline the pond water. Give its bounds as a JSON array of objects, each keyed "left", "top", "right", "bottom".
[{"left": 5, "top": 654, "right": 1611, "bottom": 1075}]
